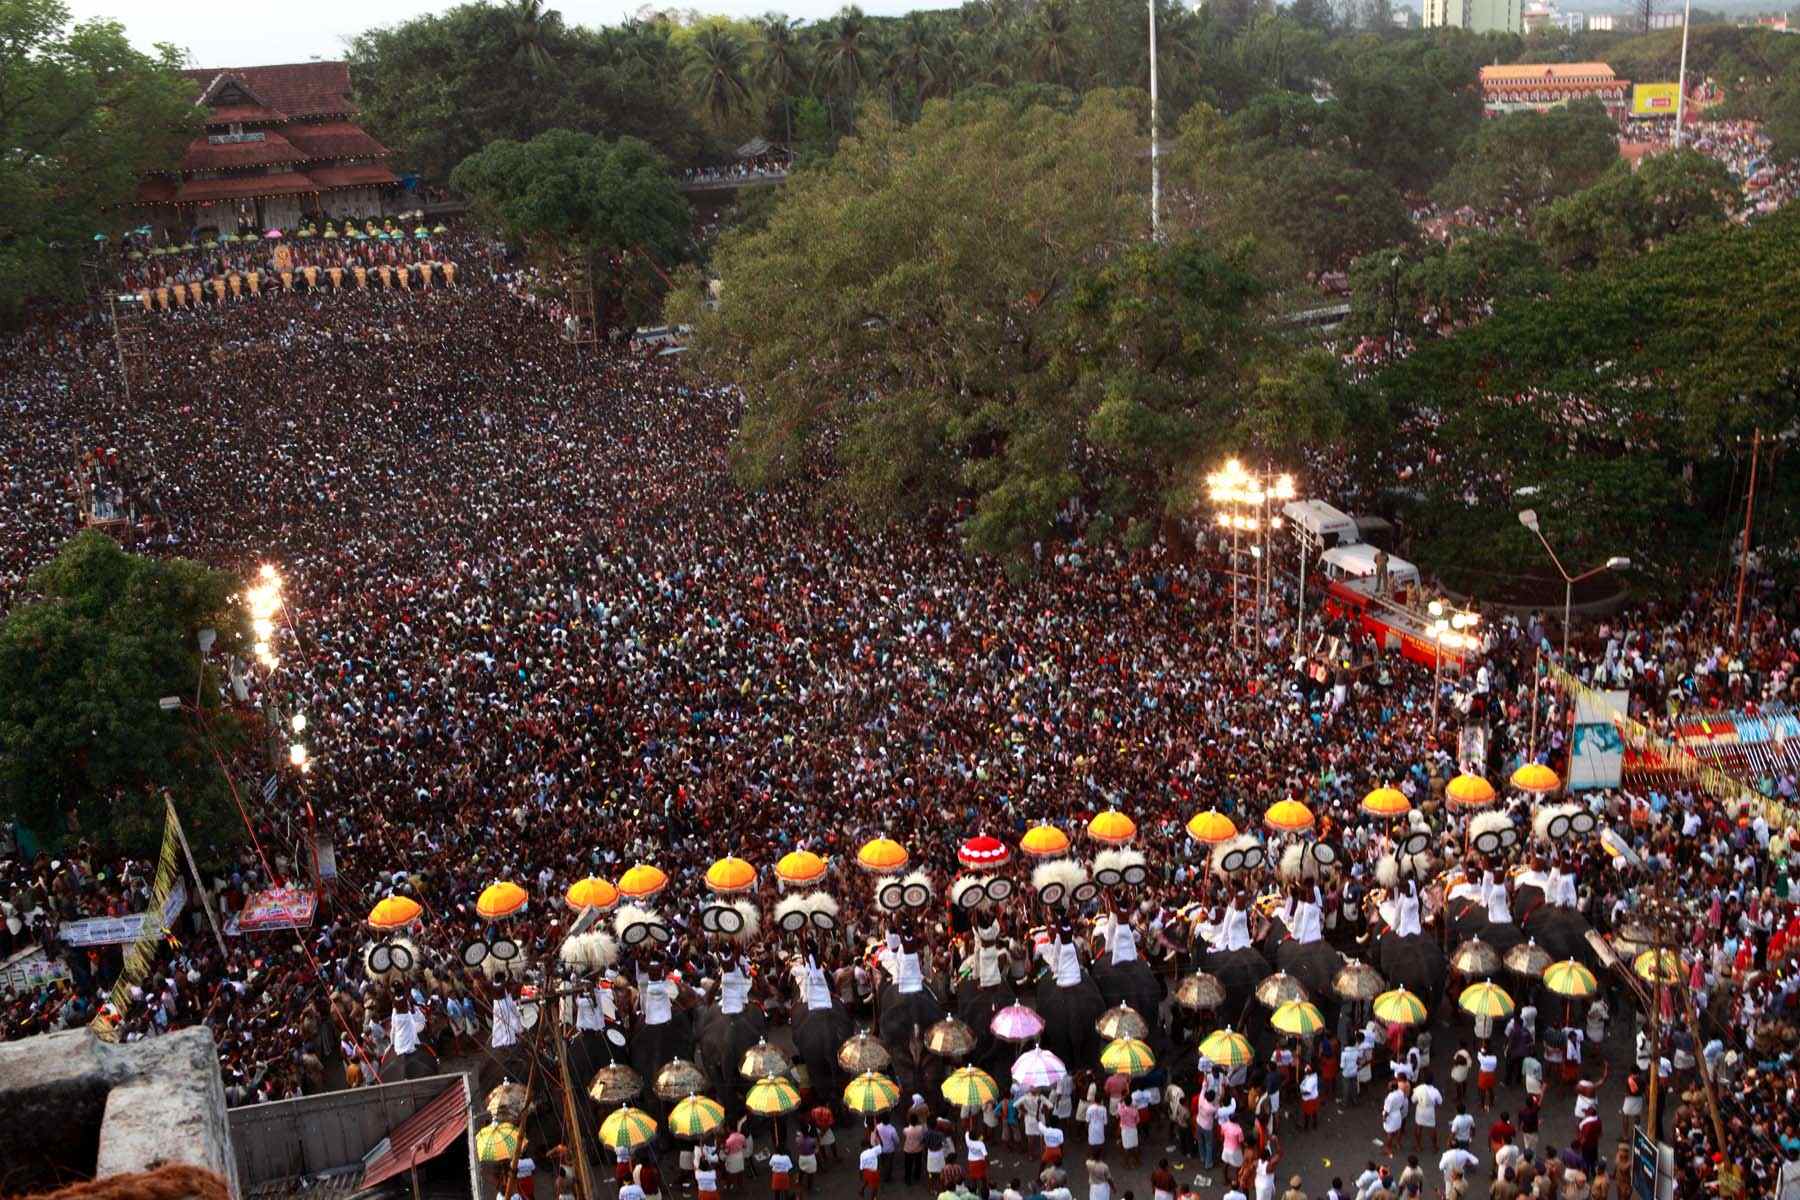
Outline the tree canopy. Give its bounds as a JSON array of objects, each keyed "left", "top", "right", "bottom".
[
  {"left": 0, "top": 0, "right": 196, "bottom": 317},
  {"left": 1434, "top": 100, "right": 1622, "bottom": 217},
  {"left": 671, "top": 92, "right": 1344, "bottom": 567},
  {"left": 0, "top": 532, "right": 251, "bottom": 855}
]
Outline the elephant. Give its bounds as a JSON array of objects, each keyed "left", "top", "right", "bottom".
[
  {"left": 1036, "top": 969, "right": 1108, "bottom": 1072},
  {"left": 628, "top": 1009, "right": 697, "bottom": 1084},
  {"left": 1090, "top": 957, "right": 1171, "bottom": 1058},
  {"left": 1203, "top": 945, "right": 1273, "bottom": 1027},
  {"left": 1273, "top": 938, "right": 1348, "bottom": 1010},
  {"left": 697, "top": 1004, "right": 770, "bottom": 1111},
  {"left": 1515, "top": 886, "right": 1597, "bottom": 967},
  {"left": 1448, "top": 904, "right": 1525, "bottom": 956},
  {"left": 955, "top": 976, "right": 1018, "bottom": 1085},
  {"left": 792, "top": 1000, "right": 856, "bottom": 1101},
  {"left": 1375, "top": 931, "right": 1447, "bottom": 1009},
  {"left": 877, "top": 980, "right": 947, "bottom": 1096}
]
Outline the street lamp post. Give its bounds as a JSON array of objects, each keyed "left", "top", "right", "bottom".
[
  {"left": 1427, "top": 600, "right": 1480, "bottom": 731},
  {"left": 1208, "top": 461, "right": 1295, "bottom": 654},
  {"left": 1148, "top": 0, "right": 1161, "bottom": 239},
  {"left": 1517, "top": 509, "right": 1631, "bottom": 662}
]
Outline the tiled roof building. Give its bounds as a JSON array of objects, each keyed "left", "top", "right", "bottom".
[
  {"left": 1479, "top": 63, "right": 1631, "bottom": 114},
  {"left": 134, "top": 63, "right": 400, "bottom": 235}
]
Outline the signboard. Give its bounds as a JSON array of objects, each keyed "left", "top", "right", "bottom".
[
  {"left": 0, "top": 947, "right": 72, "bottom": 993},
  {"left": 1570, "top": 689, "right": 1629, "bottom": 791},
  {"left": 1633, "top": 1130, "right": 1675, "bottom": 1200},
  {"left": 1632, "top": 83, "right": 1681, "bottom": 116},
  {"left": 59, "top": 881, "right": 188, "bottom": 947},
  {"left": 234, "top": 886, "right": 318, "bottom": 934}
]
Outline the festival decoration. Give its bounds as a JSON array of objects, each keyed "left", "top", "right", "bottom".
[
  {"left": 1254, "top": 971, "right": 1308, "bottom": 1009},
  {"left": 1019, "top": 824, "right": 1072, "bottom": 858},
  {"left": 1504, "top": 941, "right": 1554, "bottom": 978},
  {"left": 775, "top": 850, "right": 828, "bottom": 886},
  {"left": 368, "top": 895, "right": 422, "bottom": 929},
  {"left": 1198, "top": 1028, "right": 1254, "bottom": 1069},
  {"left": 837, "top": 1032, "right": 892, "bottom": 1074},
  {"left": 1011, "top": 1047, "right": 1069, "bottom": 1090},
  {"left": 476, "top": 1122, "right": 525, "bottom": 1164},
  {"left": 746, "top": 1076, "right": 802, "bottom": 1115},
  {"left": 957, "top": 835, "right": 1011, "bottom": 871},
  {"left": 1445, "top": 774, "right": 1498, "bottom": 809},
  {"left": 1270, "top": 1000, "right": 1326, "bottom": 1038},
  {"left": 1175, "top": 972, "right": 1228, "bottom": 1011},
  {"left": 1457, "top": 981, "right": 1516, "bottom": 1019},
  {"left": 1361, "top": 788, "right": 1411, "bottom": 818},
  {"left": 599, "top": 1107, "right": 658, "bottom": 1150},
  {"left": 739, "top": 1040, "right": 793, "bottom": 1081},
  {"left": 1634, "top": 949, "right": 1682, "bottom": 984},
  {"left": 942, "top": 1066, "right": 1001, "bottom": 1108},
  {"left": 1087, "top": 809, "right": 1137, "bottom": 845},
  {"left": 566, "top": 877, "right": 620, "bottom": 912},
  {"left": 1372, "top": 987, "right": 1429, "bottom": 1026},
  {"left": 475, "top": 881, "right": 529, "bottom": 920},
  {"left": 1542, "top": 960, "right": 1598, "bottom": 998},
  {"left": 704, "top": 856, "right": 757, "bottom": 894},
  {"left": 1264, "top": 799, "right": 1316, "bottom": 833},
  {"left": 924, "top": 1018, "right": 977, "bottom": 1058},
  {"left": 1332, "top": 960, "right": 1385, "bottom": 1002},
  {"left": 1095, "top": 1005, "right": 1149, "bottom": 1040},
  {"left": 1186, "top": 810, "right": 1239, "bottom": 845},
  {"left": 669, "top": 1096, "right": 726, "bottom": 1139},
  {"left": 1450, "top": 938, "right": 1501, "bottom": 976},
  {"left": 654, "top": 1059, "right": 709, "bottom": 1101},
  {"left": 588, "top": 1066, "right": 644, "bottom": 1105},
  {"left": 1100, "top": 1037, "right": 1155, "bottom": 1076},
  {"left": 843, "top": 1071, "right": 902, "bottom": 1114},
  {"left": 856, "top": 838, "right": 909, "bottom": 874},
  {"left": 617, "top": 863, "right": 669, "bottom": 900},
  {"left": 1509, "top": 763, "right": 1563, "bottom": 795},
  {"left": 990, "top": 1004, "right": 1046, "bottom": 1043}
]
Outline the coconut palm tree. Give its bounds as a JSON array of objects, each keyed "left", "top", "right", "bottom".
[
  {"left": 753, "top": 14, "right": 811, "bottom": 147},
  {"left": 686, "top": 27, "right": 754, "bottom": 130},
  {"left": 881, "top": 13, "right": 940, "bottom": 117},
  {"left": 509, "top": 0, "right": 560, "bottom": 78},
  {"left": 816, "top": 6, "right": 875, "bottom": 117},
  {"left": 1029, "top": 0, "right": 1078, "bottom": 86}
]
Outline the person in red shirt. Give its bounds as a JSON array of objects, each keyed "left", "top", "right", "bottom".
[{"left": 1488, "top": 1112, "right": 1515, "bottom": 1157}]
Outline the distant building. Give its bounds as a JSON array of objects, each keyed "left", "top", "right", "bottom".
[
  {"left": 1479, "top": 62, "right": 1631, "bottom": 114},
  {"left": 1557, "top": 10, "right": 1588, "bottom": 32},
  {"left": 1647, "top": 11, "right": 1685, "bottom": 28},
  {"left": 1522, "top": 3, "right": 1556, "bottom": 31},
  {"left": 1587, "top": 12, "right": 1619, "bottom": 29},
  {"left": 1424, "top": 0, "right": 1523, "bottom": 35},
  {"left": 133, "top": 62, "right": 399, "bottom": 238}
]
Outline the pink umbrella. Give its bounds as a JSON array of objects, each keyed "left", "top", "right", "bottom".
[
  {"left": 265, "top": 229, "right": 283, "bottom": 239},
  {"left": 1011, "top": 1047, "right": 1067, "bottom": 1090},
  {"left": 989, "top": 1004, "right": 1045, "bottom": 1043}
]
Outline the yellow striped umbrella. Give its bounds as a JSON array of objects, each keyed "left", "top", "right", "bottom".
[
  {"left": 1372, "top": 987, "right": 1429, "bottom": 1027},
  {"left": 475, "top": 1121, "right": 525, "bottom": 1163},
  {"left": 1457, "top": 981, "right": 1516, "bottom": 1020},
  {"left": 1199, "top": 1028, "right": 1254, "bottom": 1069},
  {"left": 843, "top": 1071, "right": 902, "bottom": 1114},
  {"left": 1185, "top": 810, "right": 1239, "bottom": 845},
  {"left": 941, "top": 1066, "right": 1001, "bottom": 1109},
  {"left": 598, "top": 1106, "right": 659, "bottom": 1151},
  {"left": 1100, "top": 1037, "right": 1156, "bottom": 1076},
  {"left": 1270, "top": 1000, "right": 1326, "bottom": 1038},
  {"left": 1634, "top": 949, "right": 1682, "bottom": 984},
  {"left": 1543, "top": 960, "right": 1599, "bottom": 998},
  {"left": 746, "top": 1075, "right": 802, "bottom": 1115},
  {"left": 1360, "top": 788, "right": 1411, "bottom": 819},
  {"left": 669, "top": 1095, "right": 726, "bottom": 1140},
  {"left": 1445, "top": 774, "right": 1498, "bottom": 810}
]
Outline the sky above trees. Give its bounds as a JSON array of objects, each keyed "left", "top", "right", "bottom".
[{"left": 64, "top": 0, "right": 964, "bottom": 65}]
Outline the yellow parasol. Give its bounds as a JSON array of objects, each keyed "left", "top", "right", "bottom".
[
  {"left": 775, "top": 850, "right": 828, "bottom": 886},
  {"left": 475, "top": 1121, "right": 525, "bottom": 1164},
  {"left": 1100, "top": 1037, "right": 1156, "bottom": 1076},
  {"left": 1264, "top": 799, "right": 1315, "bottom": 833},
  {"left": 843, "top": 1071, "right": 903, "bottom": 1114},
  {"left": 1185, "top": 810, "right": 1239, "bottom": 845},
  {"left": 1457, "top": 981, "right": 1516, "bottom": 1019},
  {"left": 1446, "top": 774, "right": 1498, "bottom": 809},
  {"left": 705, "top": 856, "right": 757, "bottom": 893},
  {"left": 617, "top": 863, "right": 669, "bottom": 900},
  {"left": 1542, "top": 959, "right": 1599, "bottom": 998},
  {"left": 1372, "top": 987, "right": 1429, "bottom": 1026},
  {"left": 1634, "top": 949, "right": 1683, "bottom": 984},
  {"left": 1087, "top": 810, "right": 1137, "bottom": 845},
  {"left": 1270, "top": 1000, "right": 1326, "bottom": 1037},
  {"left": 669, "top": 1095, "right": 726, "bottom": 1139},
  {"left": 475, "top": 881, "right": 528, "bottom": 920},
  {"left": 942, "top": 1065, "right": 1001, "bottom": 1108},
  {"left": 1198, "top": 1028, "right": 1254, "bottom": 1069},
  {"left": 1019, "top": 824, "right": 1071, "bottom": 858},
  {"left": 368, "top": 895, "right": 422, "bottom": 930},
  {"left": 746, "top": 1075, "right": 802, "bottom": 1115},
  {"left": 1360, "top": 788, "right": 1411, "bottom": 818},
  {"left": 566, "top": 876, "right": 619, "bottom": 912},
  {"left": 1509, "top": 763, "right": 1563, "bottom": 795},
  {"left": 856, "top": 838, "right": 909, "bottom": 874},
  {"left": 598, "top": 1107, "right": 658, "bottom": 1151}
]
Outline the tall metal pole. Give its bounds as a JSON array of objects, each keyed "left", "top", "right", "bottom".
[
  {"left": 1673, "top": 0, "right": 1694, "bottom": 149},
  {"left": 1432, "top": 637, "right": 1443, "bottom": 729},
  {"left": 1148, "top": 0, "right": 1161, "bottom": 239},
  {"left": 1563, "top": 578, "right": 1572, "bottom": 663},
  {"left": 1294, "top": 533, "right": 1306, "bottom": 655},
  {"left": 1731, "top": 427, "right": 1761, "bottom": 648}
]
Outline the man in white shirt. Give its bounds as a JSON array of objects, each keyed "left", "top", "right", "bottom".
[
  {"left": 390, "top": 994, "right": 427, "bottom": 1058},
  {"left": 1381, "top": 1081, "right": 1409, "bottom": 1157},
  {"left": 1410, "top": 1073, "right": 1442, "bottom": 1152},
  {"left": 1437, "top": 1146, "right": 1478, "bottom": 1192}
]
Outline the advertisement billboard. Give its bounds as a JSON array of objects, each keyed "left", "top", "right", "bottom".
[
  {"left": 1631, "top": 83, "right": 1681, "bottom": 116},
  {"left": 1570, "top": 689, "right": 1629, "bottom": 790}
]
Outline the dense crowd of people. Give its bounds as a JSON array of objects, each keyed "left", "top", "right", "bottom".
[{"left": 3, "top": 225, "right": 1800, "bottom": 1200}]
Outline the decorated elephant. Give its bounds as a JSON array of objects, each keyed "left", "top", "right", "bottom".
[
  {"left": 1090, "top": 956, "right": 1171, "bottom": 1058},
  {"left": 954, "top": 960, "right": 1018, "bottom": 1084},
  {"left": 1448, "top": 905, "right": 1525, "bottom": 956},
  {"left": 878, "top": 978, "right": 948, "bottom": 1095},
  {"left": 1515, "top": 885, "right": 1596, "bottom": 966},
  {"left": 1273, "top": 937, "right": 1348, "bottom": 1009},
  {"left": 1035, "top": 964, "right": 1107, "bottom": 1072},
  {"left": 1375, "top": 931, "right": 1447, "bottom": 1009},
  {"left": 1203, "top": 945, "right": 1273, "bottom": 1026},
  {"left": 697, "top": 1001, "right": 770, "bottom": 1110},
  {"left": 792, "top": 999, "right": 857, "bottom": 1097}
]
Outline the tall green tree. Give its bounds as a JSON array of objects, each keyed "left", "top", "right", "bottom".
[
  {"left": 452, "top": 129, "right": 691, "bottom": 325},
  {"left": 1434, "top": 99, "right": 1621, "bottom": 216},
  {"left": 753, "top": 14, "right": 812, "bottom": 146},
  {"left": 0, "top": 0, "right": 196, "bottom": 318},
  {"left": 882, "top": 12, "right": 943, "bottom": 115},
  {"left": 1536, "top": 149, "right": 1738, "bottom": 269},
  {"left": 0, "top": 533, "right": 251, "bottom": 855},
  {"left": 1346, "top": 230, "right": 1553, "bottom": 339},
  {"left": 1029, "top": 0, "right": 1081, "bottom": 86},
  {"left": 509, "top": 0, "right": 561, "bottom": 76},
  {"left": 816, "top": 6, "right": 877, "bottom": 119}
]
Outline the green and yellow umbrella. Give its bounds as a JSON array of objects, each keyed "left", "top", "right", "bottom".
[
  {"left": 843, "top": 1071, "right": 903, "bottom": 1114},
  {"left": 599, "top": 1107, "right": 659, "bottom": 1151},
  {"left": 746, "top": 1075, "right": 802, "bottom": 1116},
  {"left": 1543, "top": 960, "right": 1598, "bottom": 999},
  {"left": 1457, "top": 981, "right": 1516, "bottom": 1020},
  {"left": 475, "top": 1121, "right": 525, "bottom": 1164},
  {"left": 941, "top": 1065, "right": 1001, "bottom": 1109},
  {"left": 1270, "top": 1000, "right": 1326, "bottom": 1038},
  {"left": 1100, "top": 1037, "right": 1156, "bottom": 1076},
  {"left": 1634, "top": 949, "right": 1682, "bottom": 985},
  {"left": 1198, "top": 1028, "right": 1254, "bottom": 1069},
  {"left": 669, "top": 1095, "right": 726, "bottom": 1140},
  {"left": 1372, "top": 987, "right": 1429, "bottom": 1027}
]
